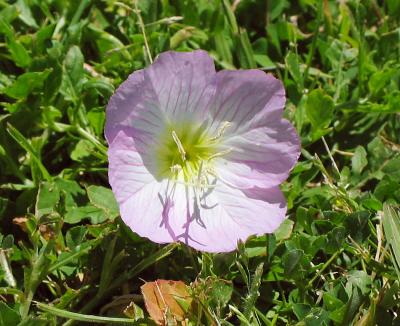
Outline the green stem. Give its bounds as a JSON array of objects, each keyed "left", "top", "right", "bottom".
[
  {"left": 21, "top": 241, "right": 54, "bottom": 319},
  {"left": 307, "top": 249, "right": 343, "bottom": 288},
  {"left": 76, "top": 126, "right": 108, "bottom": 157}
]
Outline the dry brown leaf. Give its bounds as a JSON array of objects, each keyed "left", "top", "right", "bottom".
[{"left": 141, "top": 279, "right": 192, "bottom": 325}]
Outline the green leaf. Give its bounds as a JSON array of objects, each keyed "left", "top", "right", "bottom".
[
  {"left": 254, "top": 54, "right": 276, "bottom": 69},
  {"left": 306, "top": 89, "right": 334, "bottom": 129},
  {"left": 351, "top": 146, "right": 368, "bottom": 174},
  {"left": 210, "top": 279, "right": 233, "bottom": 309},
  {"left": 124, "top": 301, "right": 145, "bottom": 320},
  {"left": 4, "top": 69, "right": 51, "bottom": 99},
  {"left": 0, "top": 302, "right": 21, "bottom": 325},
  {"left": 0, "top": 16, "right": 13, "bottom": 38},
  {"left": 237, "top": 28, "right": 256, "bottom": 69},
  {"left": 382, "top": 204, "right": 400, "bottom": 280},
  {"left": 15, "top": 0, "right": 38, "bottom": 28},
  {"left": 70, "top": 139, "right": 95, "bottom": 161},
  {"left": 285, "top": 51, "right": 303, "bottom": 89},
  {"left": 88, "top": 25, "right": 131, "bottom": 62},
  {"left": 243, "top": 262, "right": 264, "bottom": 321},
  {"left": 35, "top": 182, "right": 60, "bottom": 218},
  {"left": 2, "top": 234, "right": 14, "bottom": 249},
  {"left": 64, "top": 205, "right": 106, "bottom": 224},
  {"left": 274, "top": 219, "right": 294, "bottom": 241},
  {"left": 7, "top": 37, "right": 31, "bottom": 68},
  {"left": 283, "top": 249, "right": 304, "bottom": 276},
  {"left": 65, "top": 226, "right": 87, "bottom": 250},
  {"left": 347, "top": 270, "right": 371, "bottom": 295},
  {"left": 382, "top": 156, "right": 400, "bottom": 181},
  {"left": 61, "top": 46, "right": 85, "bottom": 101},
  {"left": 6, "top": 123, "right": 52, "bottom": 181},
  {"left": 87, "top": 185, "right": 119, "bottom": 220},
  {"left": 222, "top": 0, "right": 238, "bottom": 34}
]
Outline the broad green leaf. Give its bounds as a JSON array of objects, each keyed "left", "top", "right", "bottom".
[
  {"left": 4, "top": 69, "right": 51, "bottom": 99},
  {"left": 351, "top": 146, "right": 368, "bottom": 174},
  {"left": 7, "top": 38, "right": 31, "bottom": 68},
  {"left": 274, "top": 219, "right": 294, "bottom": 241},
  {"left": 15, "top": 0, "right": 38, "bottom": 28},
  {"left": 86, "top": 185, "right": 119, "bottom": 220},
  {"left": 306, "top": 89, "right": 334, "bottom": 129},
  {"left": 64, "top": 205, "right": 106, "bottom": 224},
  {"left": 0, "top": 302, "right": 21, "bottom": 325},
  {"left": 283, "top": 249, "right": 304, "bottom": 276},
  {"left": 65, "top": 226, "right": 87, "bottom": 250},
  {"left": 70, "top": 139, "right": 95, "bottom": 161},
  {"left": 35, "top": 182, "right": 60, "bottom": 218}
]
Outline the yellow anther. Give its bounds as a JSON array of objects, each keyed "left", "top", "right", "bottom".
[{"left": 171, "top": 130, "right": 186, "bottom": 162}]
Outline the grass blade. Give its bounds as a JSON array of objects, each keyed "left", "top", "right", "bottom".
[
  {"left": 36, "top": 302, "right": 138, "bottom": 324},
  {"left": 6, "top": 123, "right": 52, "bottom": 181},
  {"left": 382, "top": 203, "right": 400, "bottom": 279}
]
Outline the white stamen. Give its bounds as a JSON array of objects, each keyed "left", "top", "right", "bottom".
[
  {"left": 171, "top": 130, "right": 186, "bottom": 162},
  {"left": 208, "top": 148, "right": 232, "bottom": 161},
  {"left": 210, "top": 121, "right": 231, "bottom": 141}
]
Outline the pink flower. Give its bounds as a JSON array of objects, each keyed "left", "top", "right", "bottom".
[{"left": 105, "top": 50, "right": 300, "bottom": 253}]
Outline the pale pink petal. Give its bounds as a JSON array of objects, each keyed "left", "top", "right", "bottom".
[
  {"left": 108, "top": 129, "right": 184, "bottom": 243},
  {"left": 145, "top": 50, "right": 216, "bottom": 122},
  {"left": 108, "top": 130, "right": 159, "bottom": 204},
  {"left": 216, "top": 119, "right": 300, "bottom": 189},
  {"left": 105, "top": 50, "right": 217, "bottom": 148},
  {"left": 177, "top": 184, "right": 287, "bottom": 253},
  {"left": 208, "top": 69, "right": 285, "bottom": 136},
  {"left": 105, "top": 70, "right": 145, "bottom": 144},
  {"left": 120, "top": 180, "right": 187, "bottom": 244}
]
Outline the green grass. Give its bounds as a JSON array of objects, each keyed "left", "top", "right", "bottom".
[{"left": 1, "top": 0, "right": 400, "bottom": 325}]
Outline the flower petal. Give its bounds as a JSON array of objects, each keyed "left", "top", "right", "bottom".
[
  {"left": 179, "top": 184, "right": 287, "bottom": 253},
  {"left": 216, "top": 119, "right": 300, "bottom": 189},
  {"left": 209, "top": 69, "right": 285, "bottom": 136},
  {"left": 105, "top": 70, "right": 145, "bottom": 144},
  {"left": 106, "top": 50, "right": 216, "bottom": 150},
  {"left": 145, "top": 50, "right": 216, "bottom": 122},
  {"left": 108, "top": 129, "right": 183, "bottom": 243},
  {"left": 108, "top": 129, "right": 159, "bottom": 204}
]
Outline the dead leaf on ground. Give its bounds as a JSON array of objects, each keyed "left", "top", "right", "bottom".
[{"left": 141, "top": 279, "right": 192, "bottom": 325}]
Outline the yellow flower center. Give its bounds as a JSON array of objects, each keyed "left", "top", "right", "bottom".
[{"left": 156, "top": 121, "right": 231, "bottom": 185}]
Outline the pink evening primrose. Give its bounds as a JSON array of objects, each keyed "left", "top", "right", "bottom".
[{"left": 105, "top": 50, "right": 300, "bottom": 253}]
